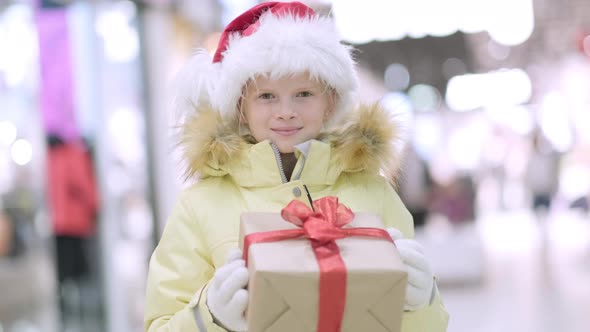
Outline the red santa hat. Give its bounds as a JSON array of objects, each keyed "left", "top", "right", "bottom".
[{"left": 175, "top": 1, "right": 359, "bottom": 124}]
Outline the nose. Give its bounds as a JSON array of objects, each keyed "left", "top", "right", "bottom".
[{"left": 275, "top": 99, "right": 297, "bottom": 119}]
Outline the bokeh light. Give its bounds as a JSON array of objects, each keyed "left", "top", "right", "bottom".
[
  {"left": 10, "top": 139, "right": 32, "bottom": 166},
  {"left": 486, "top": 0, "right": 534, "bottom": 46},
  {"left": 384, "top": 63, "right": 410, "bottom": 91},
  {"left": 446, "top": 69, "right": 532, "bottom": 111},
  {"left": 408, "top": 84, "right": 441, "bottom": 112}
]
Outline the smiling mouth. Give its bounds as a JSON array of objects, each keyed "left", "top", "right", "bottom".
[{"left": 272, "top": 128, "right": 302, "bottom": 136}]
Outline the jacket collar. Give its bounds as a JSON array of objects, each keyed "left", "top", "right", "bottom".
[{"left": 219, "top": 140, "right": 333, "bottom": 188}]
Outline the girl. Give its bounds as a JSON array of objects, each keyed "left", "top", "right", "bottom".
[{"left": 144, "top": 2, "right": 448, "bottom": 331}]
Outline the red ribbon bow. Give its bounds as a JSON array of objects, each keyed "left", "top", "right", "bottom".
[
  {"left": 281, "top": 195, "right": 355, "bottom": 243},
  {"left": 243, "top": 196, "right": 393, "bottom": 332}
]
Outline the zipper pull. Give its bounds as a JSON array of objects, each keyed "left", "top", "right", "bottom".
[{"left": 303, "top": 184, "right": 315, "bottom": 212}]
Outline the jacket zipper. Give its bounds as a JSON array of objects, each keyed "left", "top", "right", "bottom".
[
  {"left": 271, "top": 143, "right": 315, "bottom": 210},
  {"left": 270, "top": 143, "right": 288, "bottom": 183}
]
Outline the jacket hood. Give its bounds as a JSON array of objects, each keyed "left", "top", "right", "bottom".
[{"left": 178, "top": 103, "right": 405, "bottom": 183}]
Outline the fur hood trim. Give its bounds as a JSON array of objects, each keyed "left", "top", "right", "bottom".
[{"left": 178, "top": 103, "right": 405, "bottom": 181}]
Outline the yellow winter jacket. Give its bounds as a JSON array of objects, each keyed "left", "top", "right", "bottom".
[{"left": 144, "top": 104, "right": 449, "bottom": 331}]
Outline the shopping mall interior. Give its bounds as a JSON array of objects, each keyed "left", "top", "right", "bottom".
[{"left": 1, "top": 0, "right": 589, "bottom": 331}]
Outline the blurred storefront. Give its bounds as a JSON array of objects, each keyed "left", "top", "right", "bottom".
[{"left": 345, "top": 0, "right": 590, "bottom": 216}]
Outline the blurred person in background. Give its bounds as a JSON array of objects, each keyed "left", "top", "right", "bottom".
[
  {"left": 46, "top": 134, "right": 100, "bottom": 330},
  {"left": 524, "top": 128, "right": 562, "bottom": 280},
  {"left": 429, "top": 174, "right": 477, "bottom": 225},
  {"left": 524, "top": 128, "right": 561, "bottom": 219},
  {"left": 144, "top": 2, "right": 448, "bottom": 332},
  {"left": 398, "top": 144, "right": 434, "bottom": 228}
]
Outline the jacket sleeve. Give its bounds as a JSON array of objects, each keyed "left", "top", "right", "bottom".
[
  {"left": 144, "top": 190, "right": 228, "bottom": 332},
  {"left": 380, "top": 180, "right": 450, "bottom": 332}
]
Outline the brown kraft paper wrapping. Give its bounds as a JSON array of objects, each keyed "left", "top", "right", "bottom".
[{"left": 238, "top": 212, "right": 408, "bottom": 332}]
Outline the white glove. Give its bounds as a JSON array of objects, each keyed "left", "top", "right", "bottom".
[
  {"left": 387, "top": 228, "right": 434, "bottom": 311},
  {"left": 207, "top": 249, "right": 249, "bottom": 331}
]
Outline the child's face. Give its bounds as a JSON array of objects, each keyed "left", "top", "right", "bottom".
[{"left": 241, "top": 72, "right": 334, "bottom": 153}]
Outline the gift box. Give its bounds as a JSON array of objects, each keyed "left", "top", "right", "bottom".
[{"left": 238, "top": 197, "right": 407, "bottom": 332}]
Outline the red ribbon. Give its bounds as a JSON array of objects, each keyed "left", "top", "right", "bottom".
[{"left": 243, "top": 196, "right": 393, "bottom": 332}]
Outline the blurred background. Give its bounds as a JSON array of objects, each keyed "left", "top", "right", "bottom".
[{"left": 0, "top": 0, "right": 589, "bottom": 331}]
